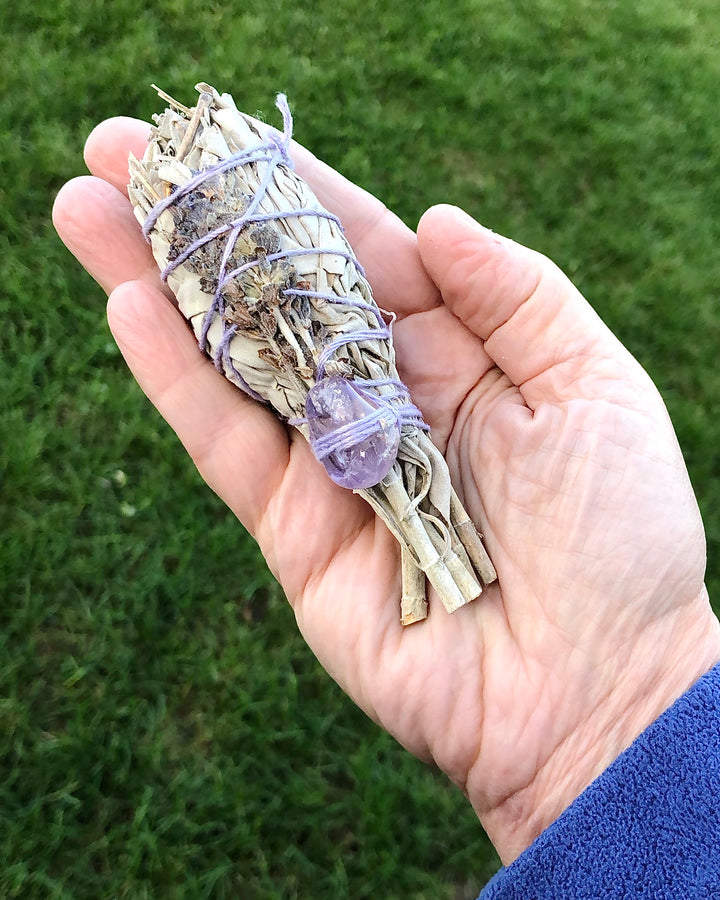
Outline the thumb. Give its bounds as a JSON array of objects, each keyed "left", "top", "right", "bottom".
[{"left": 416, "top": 204, "right": 642, "bottom": 408}]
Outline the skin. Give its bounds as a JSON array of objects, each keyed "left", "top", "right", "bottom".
[{"left": 53, "top": 116, "right": 720, "bottom": 866}]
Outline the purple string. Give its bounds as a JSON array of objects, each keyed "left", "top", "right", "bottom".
[
  {"left": 213, "top": 323, "right": 265, "bottom": 401},
  {"left": 220, "top": 246, "right": 361, "bottom": 290},
  {"left": 143, "top": 92, "right": 428, "bottom": 485},
  {"left": 281, "top": 287, "right": 382, "bottom": 326},
  {"left": 316, "top": 328, "right": 388, "bottom": 379},
  {"left": 309, "top": 401, "right": 423, "bottom": 462},
  {"left": 142, "top": 146, "right": 277, "bottom": 242}
]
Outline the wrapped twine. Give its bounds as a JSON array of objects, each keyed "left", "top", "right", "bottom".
[{"left": 128, "top": 83, "right": 496, "bottom": 623}]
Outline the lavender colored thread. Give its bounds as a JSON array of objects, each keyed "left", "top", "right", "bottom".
[
  {"left": 143, "top": 93, "right": 427, "bottom": 488},
  {"left": 212, "top": 322, "right": 265, "bottom": 402},
  {"left": 282, "top": 288, "right": 382, "bottom": 325},
  {"left": 314, "top": 393, "right": 427, "bottom": 454},
  {"left": 220, "top": 246, "right": 360, "bottom": 289}
]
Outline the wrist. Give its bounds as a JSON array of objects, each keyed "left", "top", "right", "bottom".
[{"left": 471, "top": 594, "right": 720, "bottom": 865}]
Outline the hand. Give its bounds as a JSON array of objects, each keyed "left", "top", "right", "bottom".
[{"left": 53, "top": 117, "right": 720, "bottom": 864}]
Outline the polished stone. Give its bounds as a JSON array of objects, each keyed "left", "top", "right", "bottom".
[{"left": 305, "top": 376, "right": 400, "bottom": 489}]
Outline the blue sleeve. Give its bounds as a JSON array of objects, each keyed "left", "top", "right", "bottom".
[{"left": 479, "top": 661, "right": 720, "bottom": 899}]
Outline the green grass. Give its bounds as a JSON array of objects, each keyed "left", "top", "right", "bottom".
[{"left": 2, "top": 0, "right": 720, "bottom": 896}]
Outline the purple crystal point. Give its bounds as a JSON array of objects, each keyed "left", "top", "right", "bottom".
[{"left": 305, "top": 376, "right": 401, "bottom": 490}]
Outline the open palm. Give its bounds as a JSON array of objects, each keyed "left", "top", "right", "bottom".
[{"left": 53, "top": 116, "right": 719, "bottom": 863}]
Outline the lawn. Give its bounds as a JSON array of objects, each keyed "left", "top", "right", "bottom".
[{"left": 2, "top": 0, "right": 720, "bottom": 896}]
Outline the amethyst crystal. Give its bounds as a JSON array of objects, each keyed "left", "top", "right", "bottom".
[{"left": 305, "top": 376, "right": 401, "bottom": 490}]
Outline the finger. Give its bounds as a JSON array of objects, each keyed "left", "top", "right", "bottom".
[
  {"left": 417, "top": 204, "right": 647, "bottom": 408},
  {"left": 106, "top": 280, "right": 302, "bottom": 535},
  {"left": 52, "top": 176, "right": 164, "bottom": 296},
  {"left": 392, "top": 304, "right": 498, "bottom": 447},
  {"left": 83, "top": 116, "right": 151, "bottom": 194},
  {"left": 83, "top": 113, "right": 439, "bottom": 316},
  {"left": 107, "top": 279, "right": 374, "bottom": 603}
]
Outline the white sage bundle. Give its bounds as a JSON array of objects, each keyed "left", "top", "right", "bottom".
[{"left": 128, "top": 83, "right": 496, "bottom": 624}]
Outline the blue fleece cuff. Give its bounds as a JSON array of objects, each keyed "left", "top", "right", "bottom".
[{"left": 479, "top": 661, "right": 720, "bottom": 899}]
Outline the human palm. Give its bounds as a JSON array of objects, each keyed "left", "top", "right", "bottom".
[{"left": 54, "top": 116, "right": 719, "bottom": 863}]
